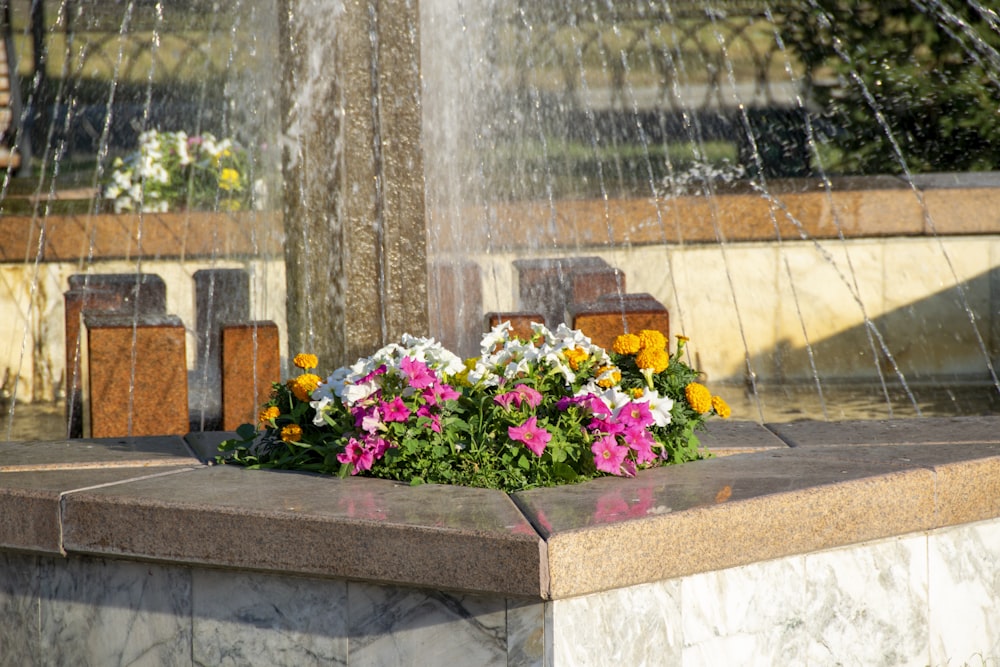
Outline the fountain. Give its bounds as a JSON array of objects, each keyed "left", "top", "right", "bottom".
[{"left": 1, "top": 0, "right": 1000, "bottom": 663}]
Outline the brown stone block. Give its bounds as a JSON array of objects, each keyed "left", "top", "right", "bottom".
[
  {"left": 221, "top": 322, "right": 281, "bottom": 431},
  {"left": 514, "top": 256, "right": 625, "bottom": 327},
  {"left": 571, "top": 293, "right": 669, "bottom": 350},
  {"left": 83, "top": 313, "right": 189, "bottom": 438},
  {"left": 65, "top": 274, "right": 167, "bottom": 438},
  {"left": 485, "top": 312, "right": 546, "bottom": 341}
]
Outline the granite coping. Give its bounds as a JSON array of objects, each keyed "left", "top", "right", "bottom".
[{"left": 0, "top": 417, "right": 998, "bottom": 599}]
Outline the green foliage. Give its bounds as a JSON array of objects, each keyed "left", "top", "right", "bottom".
[{"left": 779, "top": 1, "right": 1000, "bottom": 174}]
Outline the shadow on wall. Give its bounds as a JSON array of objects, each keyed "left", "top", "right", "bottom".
[{"left": 750, "top": 266, "right": 1000, "bottom": 387}]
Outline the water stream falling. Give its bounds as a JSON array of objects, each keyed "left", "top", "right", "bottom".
[{"left": 1, "top": 0, "right": 999, "bottom": 438}]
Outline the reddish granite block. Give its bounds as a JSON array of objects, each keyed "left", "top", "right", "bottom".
[
  {"left": 571, "top": 293, "right": 669, "bottom": 350},
  {"left": 221, "top": 322, "right": 281, "bottom": 430},
  {"left": 513, "top": 257, "right": 625, "bottom": 327},
  {"left": 64, "top": 274, "right": 167, "bottom": 438},
  {"left": 485, "top": 312, "right": 546, "bottom": 341},
  {"left": 84, "top": 313, "right": 189, "bottom": 438}
]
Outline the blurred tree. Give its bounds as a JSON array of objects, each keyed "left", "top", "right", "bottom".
[{"left": 779, "top": 1, "right": 1000, "bottom": 174}]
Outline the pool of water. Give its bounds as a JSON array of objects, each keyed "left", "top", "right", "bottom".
[{"left": 721, "top": 382, "right": 1000, "bottom": 423}]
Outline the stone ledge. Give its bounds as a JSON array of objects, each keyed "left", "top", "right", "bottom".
[{"left": 0, "top": 418, "right": 997, "bottom": 599}]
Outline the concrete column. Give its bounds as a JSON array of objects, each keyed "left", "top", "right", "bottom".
[{"left": 280, "top": 0, "right": 428, "bottom": 371}]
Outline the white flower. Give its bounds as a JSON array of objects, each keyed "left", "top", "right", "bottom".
[{"left": 635, "top": 389, "right": 674, "bottom": 426}]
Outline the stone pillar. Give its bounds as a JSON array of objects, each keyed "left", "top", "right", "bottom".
[
  {"left": 280, "top": 0, "right": 428, "bottom": 371},
  {"left": 192, "top": 269, "right": 250, "bottom": 429}
]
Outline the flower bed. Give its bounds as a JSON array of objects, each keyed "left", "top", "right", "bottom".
[{"left": 220, "top": 322, "right": 729, "bottom": 492}]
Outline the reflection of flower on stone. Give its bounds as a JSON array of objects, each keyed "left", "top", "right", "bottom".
[
  {"left": 102, "top": 129, "right": 261, "bottom": 213},
  {"left": 219, "top": 323, "right": 729, "bottom": 492}
]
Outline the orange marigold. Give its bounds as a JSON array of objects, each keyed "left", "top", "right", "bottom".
[
  {"left": 280, "top": 424, "right": 303, "bottom": 443},
  {"left": 712, "top": 395, "right": 731, "bottom": 419},
  {"left": 564, "top": 347, "right": 589, "bottom": 371},
  {"left": 611, "top": 333, "right": 641, "bottom": 355},
  {"left": 685, "top": 382, "right": 713, "bottom": 414},
  {"left": 637, "top": 329, "right": 667, "bottom": 352},
  {"left": 258, "top": 405, "right": 280, "bottom": 426},
  {"left": 635, "top": 348, "right": 669, "bottom": 373},
  {"left": 293, "top": 353, "right": 318, "bottom": 370},
  {"left": 289, "top": 373, "right": 321, "bottom": 401},
  {"left": 595, "top": 365, "right": 622, "bottom": 388}
]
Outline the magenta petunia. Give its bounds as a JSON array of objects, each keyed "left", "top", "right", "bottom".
[
  {"left": 591, "top": 435, "right": 628, "bottom": 475},
  {"left": 337, "top": 438, "right": 375, "bottom": 473},
  {"left": 400, "top": 356, "right": 436, "bottom": 389},
  {"left": 508, "top": 416, "right": 551, "bottom": 456},
  {"left": 623, "top": 425, "right": 657, "bottom": 464},
  {"left": 512, "top": 384, "right": 543, "bottom": 408},
  {"left": 380, "top": 396, "right": 410, "bottom": 422},
  {"left": 619, "top": 400, "right": 654, "bottom": 428},
  {"left": 423, "top": 382, "right": 459, "bottom": 406}
]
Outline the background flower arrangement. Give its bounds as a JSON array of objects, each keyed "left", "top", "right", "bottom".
[
  {"left": 102, "top": 129, "right": 260, "bottom": 213},
  {"left": 219, "top": 323, "right": 729, "bottom": 492}
]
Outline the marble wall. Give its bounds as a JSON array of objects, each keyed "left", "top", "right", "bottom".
[
  {"left": 2, "top": 517, "right": 998, "bottom": 666},
  {"left": 0, "top": 553, "right": 544, "bottom": 667},
  {"left": 551, "top": 518, "right": 1000, "bottom": 666}
]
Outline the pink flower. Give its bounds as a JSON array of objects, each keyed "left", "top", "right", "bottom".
[
  {"left": 592, "top": 435, "right": 628, "bottom": 475},
  {"left": 337, "top": 438, "right": 375, "bottom": 473},
  {"left": 623, "top": 425, "right": 657, "bottom": 464},
  {"left": 400, "top": 356, "right": 435, "bottom": 389},
  {"left": 353, "top": 405, "right": 382, "bottom": 433},
  {"left": 619, "top": 401, "right": 654, "bottom": 428},
  {"left": 423, "top": 382, "right": 459, "bottom": 406},
  {"left": 508, "top": 416, "right": 551, "bottom": 456},
  {"left": 358, "top": 365, "right": 387, "bottom": 385},
  {"left": 511, "top": 384, "right": 543, "bottom": 408},
  {"left": 380, "top": 396, "right": 410, "bottom": 422},
  {"left": 495, "top": 384, "right": 543, "bottom": 410}
]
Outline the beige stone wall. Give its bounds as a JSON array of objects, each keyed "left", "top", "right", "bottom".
[
  {"left": 476, "top": 235, "right": 1000, "bottom": 385},
  {"left": 0, "top": 258, "right": 286, "bottom": 403}
]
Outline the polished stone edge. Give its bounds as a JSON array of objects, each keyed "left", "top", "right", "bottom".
[{"left": 1, "top": 418, "right": 998, "bottom": 600}]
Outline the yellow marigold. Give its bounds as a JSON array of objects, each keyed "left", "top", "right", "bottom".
[
  {"left": 637, "top": 329, "right": 667, "bottom": 352},
  {"left": 564, "top": 347, "right": 589, "bottom": 371},
  {"left": 258, "top": 405, "right": 280, "bottom": 426},
  {"left": 685, "top": 382, "right": 713, "bottom": 414},
  {"left": 635, "top": 348, "right": 669, "bottom": 373},
  {"left": 595, "top": 365, "right": 621, "bottom": 388},
  {"left": 628, "top": 387, "right": 645, "bottom": 399},
  {"left": 712, "top": 395, "right": 732, "bottom": 419},
  {"left": 218, "top": 167, "right": 241, "bottom": 191},
  {"left": 293, "top": 353, "right": 319, "bottom": 370},
  {"left": 280, "top": 424, "right": 303, "bottom": 443},
  {"left": 289, "top": 373, "right": 321, "bottom": 401},
  {"left": 612, "top": 333, "right": 641, "bottom": 355}
]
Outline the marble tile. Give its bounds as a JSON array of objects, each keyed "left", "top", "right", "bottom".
[
  {"left": 550, "top": 580, "right": 681, "bottom": 666},
  {"left": 803, "top": 535, "right": 928, "bottom": 666},
  {"left": 681, "top": 557, "right": 806, "bottom": 666},
  {"left": 347, "top": 581, "right": 508, "bottom": 666},
  {"left": 192, "top": 570, "right": 348, "bottom": 666},
  {"left": 507, "top": 598, "right": 546, "bottom": 667},
  {"left": 0, "top": 550, "right": 43, "bottom": 666},
  {"left": 928, "top": 520, "right": 1000, "bottom": 664},
  {"left": 38, "top": 556, "right": 192, "bottom": 667}
]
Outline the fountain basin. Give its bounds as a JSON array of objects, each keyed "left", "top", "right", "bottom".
[{"left": 2, "top": 417, "right": 999, "bottom": 663}]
